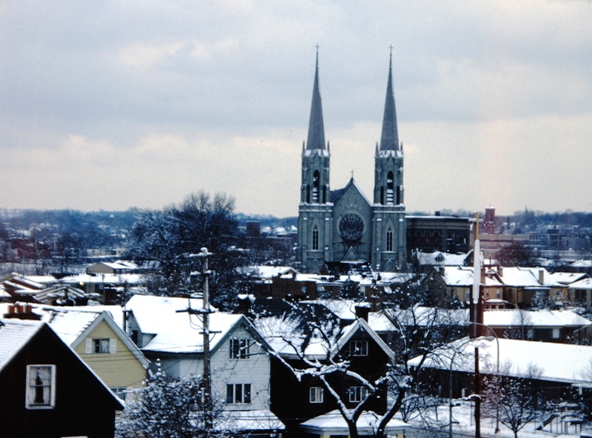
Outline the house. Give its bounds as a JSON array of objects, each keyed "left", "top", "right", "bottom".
[
  {"left": 86, "top": 260, "right": 138, "bottom": 275},
  {"left": 482, "top": 309, "right": 591, "bottom": 343},
  {"left": 568, "top": 277, "right": 592, "bottom": 310},
  {"left": 124, "top": 294, "right": 284, "bottom": 437},
  {"left": 1, "top": 302, "right": 149, "bottom": 398},
  {"left": 0, "top": 319, "right": 123, "bottom": 437},
  {"left": 255, "top": 312, "right": 396, "bottom": 436},
  {"left": 409, "top": 336, "right": 592, "bottom": 413}
]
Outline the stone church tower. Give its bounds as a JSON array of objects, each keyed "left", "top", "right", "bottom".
[{"left": 297, "top": 51, "right": 406, "bottom": 273}]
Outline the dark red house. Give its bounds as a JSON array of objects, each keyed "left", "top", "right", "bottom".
[{"left": 0, "top": 319, "right": 123, "bottom": 438}]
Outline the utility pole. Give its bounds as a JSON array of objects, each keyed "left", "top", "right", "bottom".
[
  {"left": 178, "top": 247, "right": 215, "bottom": 429},
  {"left": 470, "top": 212, "right": 484, "bottom": 438}
]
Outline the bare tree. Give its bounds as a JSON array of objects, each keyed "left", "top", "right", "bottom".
[
  {"left": 482, "top": 361, "right": 545, "bottom": 438},
  {"left": 255, "top": 282, "right": 467, "bottom": 437}
]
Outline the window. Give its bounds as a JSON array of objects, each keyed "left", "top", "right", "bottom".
[
  {"left": 349, "top": 386, "right": 368, "bottom": 403},
  {"left": 26, "top": 365, "right": 56, "bottom": 409},
  {"left": 312, "top": 225, "right": 319, "bottom": 250},
  {"left": 309, "top": 386, "right": 324, "bottom": 403},
  {"left": 230, "top": 339, "right": 250, "bottom": 359},
  {"left": 349, "top": 340, "right": 368, "bottom": 356},
  {"left": 386, "top": 227, "right": 393, "bottom": 252},
  {"left": 552, "top": 328, "right": 560, "bottom": 339},
  {"left": 386, "top": 171, "right": 394, "bottom": 204},
  {"left": 312, "top": 170, "right": 320, "bottom": 203},
  {"left": 226, "top": 383, "right": 251, "bottom": 404},
  {"left": 86, "top": 338, "right": 116, "bottom": 354}
]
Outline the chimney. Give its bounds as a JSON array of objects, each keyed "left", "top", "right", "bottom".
[
  {"left": 538, "top": 268, "right": 545, "bottom": 285},
  {"left": 355, "top": 304, "right": 370, "bottom": 322},
  {"left": 3, "top": 303, "right": 41, "bottom": 320},
  {"left": 498, "top": 266, "right": 503, "bottom": 277}
]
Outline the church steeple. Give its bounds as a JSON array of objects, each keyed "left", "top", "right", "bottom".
[
  {"left": 374, "top": 49, "right": 404, "bottom": 206},
  {"left": 301, "top": 47, "right": 330, "bottom": 205},
  {"left": 306, "top": 47, "right": 326, "bottom": 151},
  {"left": 379, "top": 48, "right": 399, "bottom": 152}
]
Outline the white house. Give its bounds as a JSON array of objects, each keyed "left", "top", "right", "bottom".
[{"left": 124, "top": 294, "right": 284, "bottom": 437}]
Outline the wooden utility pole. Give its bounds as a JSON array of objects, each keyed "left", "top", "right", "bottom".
[
  {"left": 470, "top": 212, "right": 483, "bottom": 438},
  {"left": 178, "top": 247, "right": 214, "bottom": 428}
]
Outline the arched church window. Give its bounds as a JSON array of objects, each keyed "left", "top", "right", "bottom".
[
  {"left": 386, "top": 171, "right": 394, "bottom": 204},
  {"left": 312, "top": 170, "right": 320, "bottom": 203},
  {"left": 312, "top": 225, "right": 319, "bottom": 250},
  {"left": 386, "top": 227, "right": 393, "bottom": 252}
]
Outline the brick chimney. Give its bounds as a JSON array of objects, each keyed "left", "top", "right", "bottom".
[{"left": 3, "top": 303, "right": 41, "bottom": 320}]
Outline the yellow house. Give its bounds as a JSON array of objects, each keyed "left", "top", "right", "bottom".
[{"left": 2, "top": 304, "right": 149, "bottom": 399}]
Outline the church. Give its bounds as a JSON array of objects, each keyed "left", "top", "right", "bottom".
[{"left": 297, "top": 51, "right": 407, "bottom": 273}]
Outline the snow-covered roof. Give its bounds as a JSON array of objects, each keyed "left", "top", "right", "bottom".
[
  {"left": 300, "top": 410, "right": 407, "bottom": 435},
  {"left": 254, "top": 314, "right": 394, "bottom": 361},
  {"left": 572, "top": 259, "right": 592, "bottom": 269},
  {"left": 416, "top": 251, "right": 469, "bottom": 266},
  {"left": 0, "top": 303, "right": 148, "bottom": 367},
  {"left": 125, "top": 295, "right": 254, "bottom": 354},
  {"left": 547, "top": 271, "right": 588, "bottom": 286},
  {"left": 484, "top": 309, "right": 591, "bottom": 328},
  {"left": 570, "top": 277, "right": 592, "bottom": 290},
  {"left": 496, "top": 267, "right": 547, "bottom": 288},
  {"left": 409, "top": 336, "right": 592, "bottom": 386},
  {"left": 0, "top": 319, "right": 43, "bottom": 372},
  {"left": 306, "top": 299, "right": 365, "bottom": 320},
  {"left": 60, "top": 273, "right": 142, "bottom": 285},
  {"left": 248, "top": 266, "right": 297, "bottom": 279}
]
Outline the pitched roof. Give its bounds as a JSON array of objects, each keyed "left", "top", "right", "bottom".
[
  {"left": 483, "top": 309, "right": 591, "bottom": 328},
  {"left": 125, "top": 295, "right": 265, "bottom": 355},
  {"left": 410, "top": 336, "right": 592, "bottom": 386},
  {"left": 255, "top": 313, "right": 394, "bottom": 361},
  {"left": 0, "top": 303, "right": 149, "bottom": 368},
  {"left": 0, "top": 319, "right": 44, "bottom": 372}
]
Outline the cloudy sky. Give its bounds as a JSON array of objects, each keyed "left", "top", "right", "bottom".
[{"left": 1, "top": 1, "right": 591, "bottom": 218}]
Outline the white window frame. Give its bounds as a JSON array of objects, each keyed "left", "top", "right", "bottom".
[
  {"left": 309, "top": 386, "right": 324, "bottom": 404},
  {"left": 26, "top": 364, "right": 56, "bottom": 409},
  {"left": 229, "top": 338, "right": 250, "bottom": 359},
  {"left": 86, "top": 338, "right": 116, "bottom": 354},
  {"left": 226, "top": 383, "right": 251, "bottom": 404},
  {"left": 349, "top": 386, "right": 368, "bottom": 403},
  {"left": 349, "top": 340, "right": 368, "bottom": 356}
]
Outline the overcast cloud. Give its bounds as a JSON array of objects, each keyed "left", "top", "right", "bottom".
[{"left": 1, "top": 0, "right": 591, "bottom": 217}]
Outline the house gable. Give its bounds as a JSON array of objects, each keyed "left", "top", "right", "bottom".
[{"left": 0, "top": 320, "right": 123, "bottom": 437}]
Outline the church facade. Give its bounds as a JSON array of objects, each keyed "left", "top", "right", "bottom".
[{"left": 297, "top": 53, "right": 406, "bottom": 273}]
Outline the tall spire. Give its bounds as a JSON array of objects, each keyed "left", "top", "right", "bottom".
[
  {"left": 306, "top": 46, "right": 326, "bottom": 150},
  {"left": 379, "top": 47, "right": 400, "bottom": 151}
]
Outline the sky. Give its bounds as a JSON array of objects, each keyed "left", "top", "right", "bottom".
[{"left": 1, "top": 1, "right": 591, "bottom": 218}]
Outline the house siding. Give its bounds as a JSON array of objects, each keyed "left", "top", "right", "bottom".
[
  {"left": 76, "top": 320, "right": 146, "bottom": 390},
  {"left": 211, "top": 325, "right": 271, "bottom": 411}
]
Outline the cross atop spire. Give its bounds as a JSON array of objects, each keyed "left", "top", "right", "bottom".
[
  {"left": 306, "top": 46, "right": 326, "bottom": 151},
  {"left": 379, "top": 47, "right": 400, "bottom": 152}
]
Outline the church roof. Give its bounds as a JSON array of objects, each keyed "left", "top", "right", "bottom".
[
  {"left": 378, "top": 50, "right": 400, "bottom": 152},
  {"left": 306, "top": 48, "right": 326, "bottom": 151},
  {"left": 330, "top": 178, "right": 372, "bottom": 205}
]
